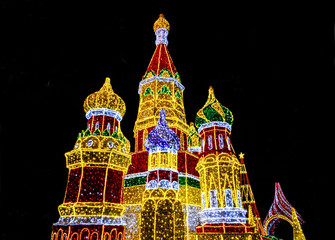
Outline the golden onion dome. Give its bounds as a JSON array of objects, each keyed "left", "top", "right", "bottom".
[
  {"left": 83, "top": 77, "right": 126, "bottom": 117},
  {"left": 153, "top": 13, "right": 170, "bottom": 32},
  {"left": 195, "top": 86, "right": 233, "bottom": 128}
]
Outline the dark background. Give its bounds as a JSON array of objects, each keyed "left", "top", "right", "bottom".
[{"left": 0, "top": 1, "right": 333, "bottom": 240}]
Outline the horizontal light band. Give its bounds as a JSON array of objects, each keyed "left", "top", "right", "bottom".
[
  {"left": 138, "top": 76, "right": 185, "bottom": 94},
  {"left": 198, "top": 121, "right": 232, "bottom": 133},
  {"left": 86, "top": 108, "right": 122, "bottom": 122},
  {"left": 199, "top": 207, "right": 247, "bottom": 224}
]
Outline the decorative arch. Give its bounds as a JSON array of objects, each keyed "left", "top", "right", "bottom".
[
  {"left": 70, "top": 232, "right": 79, "bottom": 240},
  {"left": 79, "top": 228, "right": 90, "bottom": 240},
  {"left": 110, "top": 229, "right": 117, "bottom": 240},
  {"left": 263, "top": 183, "right": 306, "bottom": 240},
  {"left": 264, "top": 214, "right": 293, "bottom": 233},
  {"left": 156, "top": 199, "right": 174, "bottom": 240},
  {"left": 56, "top": 228, "right": 64, "bottom": 240},
  {"left": 90, "top": 232, "right": 99, "bottom": 240}
]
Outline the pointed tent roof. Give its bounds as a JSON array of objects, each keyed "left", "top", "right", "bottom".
[
  {"left": 142, "top": 14, "right": 180, "bottom": 82},
  {"left": 239, "top": 153, "right": 265, "bottom": 235}
]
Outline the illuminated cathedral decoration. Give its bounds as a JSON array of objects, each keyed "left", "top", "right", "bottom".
[{"left": 50, "top": 14, "right": 306, "bottom": 240}]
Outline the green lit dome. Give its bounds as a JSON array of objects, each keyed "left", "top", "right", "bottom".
[{"left": 195, "top": 86, "right": 233, "bottom": 128}]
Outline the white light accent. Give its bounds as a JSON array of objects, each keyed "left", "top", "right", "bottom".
[
  {"left": 198, "top": 121, "right": 232, "bottom": 133},
  {"left": 202, "top": 192, "right": 206, "bottom": 209},
  {"left": 155, "top": 28, "right": 169, "bottom": 46},
  {"left": 208, "top": 135, "right": 213, "bottom": 150},
  {"left": 171, "top": 181, "right": 179, "bottom": 190},
  {"left": 218, "top": 134, "right": 224, "bottom": 149},
  {"left": 124, "top": 172, "right": 147, "bottom": 179},
  {"left": 86, "top": 108, "right": 122, "bottom": 122},
  {"left": 178, "top": 173, "right": 200, "bottom": 181},
  {"left": 138, "top": 76, "right": 185, "bottom": 94},
  {"left": 210, "top": 189, "right": 218, "bottom": 208},
  {"left": 225, "top": 189, "right": 233, "bottom": 207},
  {"left": 237, "top": 190, "right": 242, "bottom": 208},
  {"left": 147, "top": 146, "right": 179, "bottom": 155},
  {"left": 95, "top": 121, "right": 99, "bottom": 130},
  {"left": 158, "top": 179, "right": 171, "bottom": 189},
  {"left": 227, "top": 136, "right": 231, "bottom": 150},
  {"left": 146, "top": 180, "right": 158, "bottom": 189},
  {"left": 87, "top": 140, "right": 94, "bottom": 147},
  {"left": 107, "top": 122, "right": 111, "bottom": 131},
  {"left": 199, "top": 207, "right": 247, "bottom": 224},
  {"left": 54, "top": 216, "right": 125, "bottom": 226},
  {"left": 188, "top": 146, "right": 201, "bottom": 153}
]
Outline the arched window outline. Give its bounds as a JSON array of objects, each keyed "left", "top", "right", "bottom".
[
  {"left": 227, "top": 136, "right": 231, "bottom": 150},
  {"left": 208, "top": 135, "right": 213, "bottom": 150},
  {"left": 218, "top": 134, "right": 224, "bottom": 149},
  {"left": 225, "top": 189, "right": 233, "bottom": 207},
  {"left": 210, "top": 189, "right": 218, "bottom": 208}
]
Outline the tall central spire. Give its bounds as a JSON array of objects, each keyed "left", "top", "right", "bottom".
[{"left": 141, "top": 14, "right": 180, "bottom": 83}]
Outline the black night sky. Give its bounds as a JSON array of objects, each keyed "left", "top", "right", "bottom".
[{"left": 0, "top": 1, "right": 333, "bottom": 240}]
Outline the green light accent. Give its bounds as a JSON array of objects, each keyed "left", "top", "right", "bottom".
[
  {"left": 158, "top": 85, "right": 172, "bottom": 95},
  {"left": 93, "top": 129, "right": 101, "bottom": 136},
  {"left": 221, "top": 104, "right": 233, "bottom": 125},
  {"left": 203, "top": 103, "right": 224, "bottom": 122},
  {"left": 195, "top": 115, "right": 207, "bottom": 128},
  {"left": 159, "top": 67, "right": 173, "bottom": 77},
  {"left": 143, "top": 87, "right": 154, "bottom": 98},
  {"left": 102, "top": 129, "right": 110, "bottom": 136},
  {"left": 142, "top": 70, "right": 156, "bottom": 80},
  {"left": 179, "top": 176, "right": 200, "bottom": 189},
  {"left": 260, "top": 235, "right": 283, "bottom": 240},
  {"left": 124, "top": 176, "right": 147, "bottom": 187},
  {"left": 175, "top": 90, "right": 182, "bottom": 101},
  {"left": 84, "top": 129, "right": 91, "bottom": 136}
]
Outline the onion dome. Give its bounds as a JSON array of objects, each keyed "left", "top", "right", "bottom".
[
  {"left": 83, "top": 77, "right": 126, "bottom": 117},
  {"left": 195, "top": 86, "right": 233, "bottom": 129},
  {"left": 145, "top": 109, "right": 180, "bottom": 154},
  {"left": 153, "top": 13, "right": 170, "bottom": 32}
]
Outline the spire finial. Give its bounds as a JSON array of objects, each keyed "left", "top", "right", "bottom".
[
  {"left": 153, "top": 13, "right": 170, "bottom": 32},
  {"left": 154, "top": 14, "right": 170, "bottom": 46}
]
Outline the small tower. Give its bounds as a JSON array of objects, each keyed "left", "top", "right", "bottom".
[
  {"left": 50, "top": 77, "right": 131, "bottom": 240},
  {"left": 139, "top": 109, "right": 184, "bottom": 240},
  {"left": 239, "top": 153, "right": 266, "bottom": 234},
  {"left": 194, "top": 87, "right": 261, "bottom": 239}
]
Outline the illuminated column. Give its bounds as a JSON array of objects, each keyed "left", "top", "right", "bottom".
[
  {"left": 139, "top": 109, "right": 185, "bottom": 240},
  {"left": 50, "top": 78, "right": 131, "bottom": 240}
]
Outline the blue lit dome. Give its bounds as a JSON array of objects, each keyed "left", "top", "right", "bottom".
[{"left": 145, "top": 109, "right": 180, "bottom": 154}]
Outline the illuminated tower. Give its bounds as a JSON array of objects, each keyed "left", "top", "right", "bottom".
[
  {"left": 194, "top": 87, "right": 261, "bottom": 239},
  {"left": 139, "top": 109, "right": 184, "bottom": 240},
  {"left": 51, "top": 78, "right": 131, "bottom": 240},
  {"left": 123, "top": 14, "right": 201, "bottom": 240}
]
